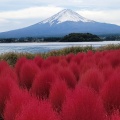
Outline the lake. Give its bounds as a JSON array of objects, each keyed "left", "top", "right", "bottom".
[{"left": 0, "top": 41, "right": 120, "bottom": 54}]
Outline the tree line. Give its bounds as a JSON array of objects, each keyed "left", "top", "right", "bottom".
[{"left": 0, "top": 33, "right": 106, "bottom": 43}]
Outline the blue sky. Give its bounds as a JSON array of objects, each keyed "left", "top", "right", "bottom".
[{"left": 0, "top": 0, "right": 120, "bottom": 32}]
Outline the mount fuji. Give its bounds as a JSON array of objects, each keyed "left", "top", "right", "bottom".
[{"left": 0, "top": 9, "right": 120, "bottom": 38}]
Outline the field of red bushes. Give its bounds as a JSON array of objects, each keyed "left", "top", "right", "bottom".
[{"left": 0, "top": 49, "right": 120, "bottom": 120}]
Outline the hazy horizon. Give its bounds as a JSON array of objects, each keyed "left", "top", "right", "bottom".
[{"left": 0, "top": 0, "right": 120, "bottom": 32}]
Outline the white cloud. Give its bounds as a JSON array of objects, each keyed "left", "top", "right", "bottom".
[
  {"left": 1, "top": 0, "right": 120, "bottom": 11},
  {"left": 0, "top": 6, "right": 63, "bottom": 19},
  {"left": 0, "top": 6, "right": 64, "bottom": 32},
  {"left": 0, "top": 18, "right": 9, "bottom": 23},
  {"left": 77, "top": 9, "right": 120, "bottom": 26}
]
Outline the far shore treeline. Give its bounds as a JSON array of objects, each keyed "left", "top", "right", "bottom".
[{"left": 0, "top": 33, "right": 120, "bottom": 43}]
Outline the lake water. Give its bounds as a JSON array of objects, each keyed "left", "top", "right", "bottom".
[{"left": 0, "top": 41, "right": 120, "bottom": 54}]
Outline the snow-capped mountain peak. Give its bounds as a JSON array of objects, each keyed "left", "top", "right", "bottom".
[{"left": 40, "top": 9, "right": 94, "bottom": 25}]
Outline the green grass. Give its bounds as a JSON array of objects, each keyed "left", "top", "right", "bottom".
[{"left": 0, "top": 44, "right": 120, "bottom": 66}]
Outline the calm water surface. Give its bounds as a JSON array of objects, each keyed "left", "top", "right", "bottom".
[{"left": 0, "top": 41, "right": 120, "bottom": 54}]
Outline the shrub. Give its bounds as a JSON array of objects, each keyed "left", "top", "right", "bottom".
[
  {"left": 31, "top": 69, "right": 56, "bottom": 99},
  {"left": 79, "top": 56, "right": 97, "bottom": 74},
  {"left": 71, "top": 52, "right": 85, "bottom": 65},
  {"left": 49, "top": 80, "right": 68, "bottom": 112},
  {"left": 0, "top": 76, "right": 17, "bottom": 119},
  {"left": 69, "top": 62, "right": 80, "bottom": 81},
  {"left": 41, "top": 59, "right": 52, "bottom": 69},
  {"left": 110, "top": 111, "right": 120, "bottom": 120},
  {"left": 80, "top": 68, "right": 104, "bottom": 92},
  {"left": 0, "top": 61, "right": 18, "bottom": 83},
  {"left": 57, "top": 67, "right": 77, "bottom": 88},
  {"left": 15, "top": 100, "right": 59, "bottom": 120},
  {"left": 34, "top": 56, "right": 43, "bottom": 68},
  {"left": 62, "top": 87, "right": 106, "bottom": 120},
  {"left": 97, "top": 58, "right": 111, "bottom": 70},
  {"left": 47, "top": 56, "right": 60, "bottom": 64},
  {"left": 106, "top": 50, "right": 120, "bottom": 68},
  {"left": 15, "top": 57, "right": 27, "bottom": 78},
  {"left": 49, "top": 64, "right": 61, "bottom": 74},
  {"left": 101, "top": 71, "right": 120, "bottom": 114},
  {"left": 101, "top": 66, "right": 113, "bottom": 82},
  {"left": 66, "top": 53, "right": 75, "bottom": 63},
  {"left": 19, "top": 60, "right": 39, "bottom": 89},
  {"left": 58, "top": 58, "right": 68, "bottom": 67},
  {"left": 0, "top": 61, "right": 9, "bottom": 74},
  {"left": 4, "top": 88, "right": 31, "bottom": 120},
  {"left": 94, "top": 51, "right": 104, "bottom": 64}
]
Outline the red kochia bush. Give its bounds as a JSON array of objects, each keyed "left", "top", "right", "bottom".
[
  {"left": 79, "top": 58, "right": 97, "bottom": 75},
  {"left": 111, "top": 115, "right": 120, "bottom": 120},
  {"left": 49, "top": 80, "right": 68, "bottom": 112},
  {"left": 1, "top": 68, "right": 18, "bottom": 84},
  {"left": 41, "top": 59, "right": 52, "bottom": 69},
  {"left": 34, "top": 56, "right": 43, "bottom": 68},
  {"left": 31, "top": 70, "right": 56, "bottom": 99},
  {"left": 58, "top": 57, "right": 68, "bottom": 67},
  {"left": 71, "top": 52, "right": 85, "bottom": 65},
  {"left": 15, "top": 57, "right": 27, "bottom": 77},
  {"left": 19, "top": 60, "right": 39, "bottom": 89},
  {"left": 47, "top": 56, "right": 60, "bottom": 64},
  {"left": 0, "top": 61, "right": 17, "bottom": 118},
  {"left": 97, "top": 58, "right": 111, "bottom": 70},
  {"left": 62, "top": 87, "right": 106, "bottom": 120},
  {"left": 101, "top": 71, "right": 120, "bottom": 114},
  {"left": 66, "top": 53, "right": 75, "bottom": 63},
  {"left": 49, "top": 64, "right": 61, "bottom": 74},
  {"left": 108, "top": 111, "right": 120, "bottom": 120},
  {"left": 0, "top": 61, "right": 9, "bottom": 73},
  {"left": 69, "top": 62, "right": 80, "bottom": 81},
  {"left": 57, "top": 67, "right": 77, "bottom": 88},
  {"left": 0, "top": 61, "right": 18, "bottom": 83},
  {"left": 101, "top": 66, "right": 113, "bottom": 82},
  {"left": 15, "top": 99, "right": 59, "bottom": 120},
  {"left": 80, "top": 68, "right": 104, "bottom": 92},
  {"left": 4, "top": 88, "right": 31, "bottom": 120},
  {"left": 106, "top": 50, "right": 120, "bottom": 68},
  {"left": 0, "top": 76, "right": 16, "bottom": 118}
]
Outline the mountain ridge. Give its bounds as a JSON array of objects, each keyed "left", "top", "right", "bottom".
[{"left": 0, "top": 9, "right": 120, "bottom": 38}]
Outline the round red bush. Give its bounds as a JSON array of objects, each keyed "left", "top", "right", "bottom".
[
  {"left": 101, "top": 71, "right": 120, "bottom": 114},
  {"left": 4, "top": 88, "right": 31, "bottom": 120},
  {"left": 62, "top": 87, "right": 106, "bottom": 120},
  {"left": 80, "top": 68, "right": 104, "bottom": 92},
  {"left": 15, "top": 100, "right": 59, "bottom": 120},
  {"left": 49, "top": 80, "right": 68, "bottom": 112},
  {"left": 31, "top": 69, "right": 56, "bottom": 99},
  {"left": 19, "top": 60, "right": 39, "bottom": 89}
]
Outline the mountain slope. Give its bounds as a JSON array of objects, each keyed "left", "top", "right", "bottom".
[{"left": 0, "top": 9, "right": 120, "bottom": 38}]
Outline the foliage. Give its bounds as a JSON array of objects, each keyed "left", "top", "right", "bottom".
[
  {"left": 0, "top": 46, "right": 120, "bottom": 119},
  {"left": 60, "top": 33, "right": 101, "bottom": 42},
  {"left": 62, "top": 87, "right": 106, "bottom": 120}
]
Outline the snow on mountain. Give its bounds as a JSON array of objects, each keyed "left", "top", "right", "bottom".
[{"left": 40, "top": 9, "right": 94, "bottom": 25}]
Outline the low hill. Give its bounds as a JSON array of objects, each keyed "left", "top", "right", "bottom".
[{"left": 60, "top": 33, "right": 101, "bottom": 42}]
